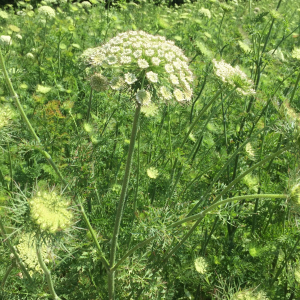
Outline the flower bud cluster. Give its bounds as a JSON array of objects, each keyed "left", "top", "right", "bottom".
[
  {"left": 232, "top": 289, "right": 268, "bottom": 300},
  {"left": 212, "top": 59, "right": 255, "bottom": 95},
  {"left": 29, "top": 191, "right": 73, "bottom": 234},
  {"left": 16, "top": 233, "right": 49, "bottom": 275},
  {"left": 0, "top": 105, "right": 15, "bottom": 130},
  {"left": 38, "top": 5, "right": 56, "bottom": 19},
  {"left": 81, "top": 30, "right": 194, "bottom": 105},
  {"left": 194, "top": 256, "right": 208, "bottom": 274}
]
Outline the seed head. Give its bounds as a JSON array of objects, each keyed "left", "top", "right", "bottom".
[{"left": 0, "top": 105, "right": 15, "bottom": 130}]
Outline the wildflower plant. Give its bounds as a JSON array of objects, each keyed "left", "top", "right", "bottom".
[{"left": 82, "top": 30, "right": 194, "bottom": 104}]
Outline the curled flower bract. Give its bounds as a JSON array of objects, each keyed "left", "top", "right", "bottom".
[
  {"left": 80, "top": 30, "right": 194, "bottom": 105},
  {"left": 29, "top": 191, "right": 73, "bottom": 234}
]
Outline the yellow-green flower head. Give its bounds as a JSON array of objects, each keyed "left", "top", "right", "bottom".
[
  {"left": 29, "top": 191, "right": 73, "bottom": 234},
  {"left": 16, "top": 233, "right": 49, "bottom": 274},
  {"left": 232, "top": 289, "right": 268, "bottom": 300},
  {"left": 199, "top": 7, "right": 211, "bottom": 19},
  {"left": 290, "top": 184, "right": 300, "bottom": 209},
  {"left": 295, "top": 264, "right": 300, "bottom": 283},
  {"left": 0, "top": 105, "right": 15, "bottom": 130},
  {"left": 292, "top": 48, "right": 300, "bottom": 61},
  {"left": 212, "top": 59, "right": 255, "bottom": 95},
  {"left": 37, "top": 6, "right": 55, "bottom": 19},
  {"left": 147, "top": 167, "right": 159, "bottom": 179},
  {"left": 194, "top": 257, "right": 208, "bottom": 274},
  {"left": 89, "top": 73, "right": 108, "bottom": 92},
  {"left": 0, "top": 10, "right": 9, "bottom": 19},
  {"left": 81, "top": 30, "right": 194, "bottom": 104}
]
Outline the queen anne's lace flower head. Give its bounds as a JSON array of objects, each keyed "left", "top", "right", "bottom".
[
  {"left": 0, "top": 35, "right": 12, "bottom": 46},
  {"left": 212, "top": 59, "right": 255, "bottom": 95},
  {"left": 38, "top": 5, "right": 56, "bottom": 19},
  {"left": 81, "top": 30, "right": 194, "bottom": 105},
  {"left": 29, "top": 190, "right": 73, "bottom": 234},
  {"left": 292, "top": 48, "right": 300, "bottom": 61},
  {"left": 0, "top": 105, "right": 15, "bottom": 130},
  {"left": 16, "top": 233, "right": 50, "bottom": 275}
]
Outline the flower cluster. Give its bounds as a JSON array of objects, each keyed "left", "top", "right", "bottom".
[
  {"left": 292, "top": 48, "right": 300, "bottom": 61},
  {"left": 29, "top": 190, "right": 73, "bottom": 234},
  {"left": 199, "top": 7, "right": 211, "bottom": 19},
  {"left": 194, "top": 257, "right": 208, "bottom": 274},
  {"left": 212, "top": 59, "right": 255, "bottom": 95},
  {"left": 16, "top": 233, "right": 50, "bottom": 275},
  {"left": 81, "top": 30, "right": 194, "bottom": 105},
  {"left": 232, "top": 289, "right": 268, "bottom": 300},
  {"left": 0, "top": 35, "right": 12, "bottom": 46},
  {"left": 38, "top": 5, "right": 56, "bottom": 19},
  {"left": 0, "top": 105, "right": 15, "bottom": 130}
]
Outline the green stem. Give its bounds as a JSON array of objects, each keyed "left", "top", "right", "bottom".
[
  {"left": 112, "top": 194, "right": 286, "bottom": 271},
  {"left": 86, "top": 86, "right": 93, "bottom": 122},
  {"left": 36, "top": 238, "right": 61, "bottom": 300},
  {"left": 0, "top": 47, "right": 109, "bottom": 272},
  {"left": 270, "top": 233, "right": 300, "bottom": 285},
  {"left": 108, "top": 103, "right": 141, "bottom": 300},
  {"left": 211, "top": 146, "right": 290, "bottom": 206},
  {"left": 0, "top": 218, "right": 32, "bottom": 283},
  {"left": 290, "top": 70, "right": 300, "bottom": 104},
  {"left": 1, "top": 260, "right": 15, "bottom": 288}
]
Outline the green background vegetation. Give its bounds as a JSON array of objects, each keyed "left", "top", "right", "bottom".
[{"left": 1, "top": 0, "right": 300, "bottom": 299}]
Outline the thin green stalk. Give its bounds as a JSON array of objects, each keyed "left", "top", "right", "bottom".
[
  {"left": 1, "top": 260, "right": 15, "bottom": 288},
  {"left": 217, "top": 12, "right": 225, "bottom": 53},
  {"left": 187, "top": 127, "right": 268, "bottom": 216},
  {"left": 0, "top": 47, "right": 109, "bottom": 272},
  {"left": 36, "top": 238, "right": 61, "bottom": 300},
  {"left": 270, "top": 233, "right": 300, "bottom": 286},
  {"left": 0, "top": 218, "right": 32, "bottom": 283},
  {"left": 7, "top": 142, "right": 13, "bottom": 192},
  {"left": 112, "top": 194, "right": 286, "bottom": 271},
  {"left": 86, "top": 86, "right": 93, "bottom": 122},
  {"left": 290, "top": 70, "right": 300, "bottom": 104},
  {"left": 211, "top": 145, "right": 291, "bottom": 206},
  {"left": 108, "top": 103, "right": 141, "bottom": 300}
]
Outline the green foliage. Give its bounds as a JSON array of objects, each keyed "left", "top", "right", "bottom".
[{"left": 1, "top": 0, "right": 300, "bottom": 299}]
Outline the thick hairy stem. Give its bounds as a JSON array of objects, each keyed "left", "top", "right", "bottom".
[
  {"left": 108, "top": 103, "right": 141, "bottom": 300},
  {"left": 36, "top": 239, "right": 61, "bottom": 300}
]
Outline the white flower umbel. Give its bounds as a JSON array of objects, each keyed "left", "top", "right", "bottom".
[
  {"left": 212, "top": 59, "right": 255, "bottom": 95},
  {"left": 81, "top": 30, "right": 194, "bottom": 105},
  {"left": 29, "top": 191, "right": 73, "bottom": 234},
  {"left": 0, "top": 35, "right": 12, "bottom": 46},
  {"left": 38, "top": 6, "right": 56, "bottom": 19}
]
